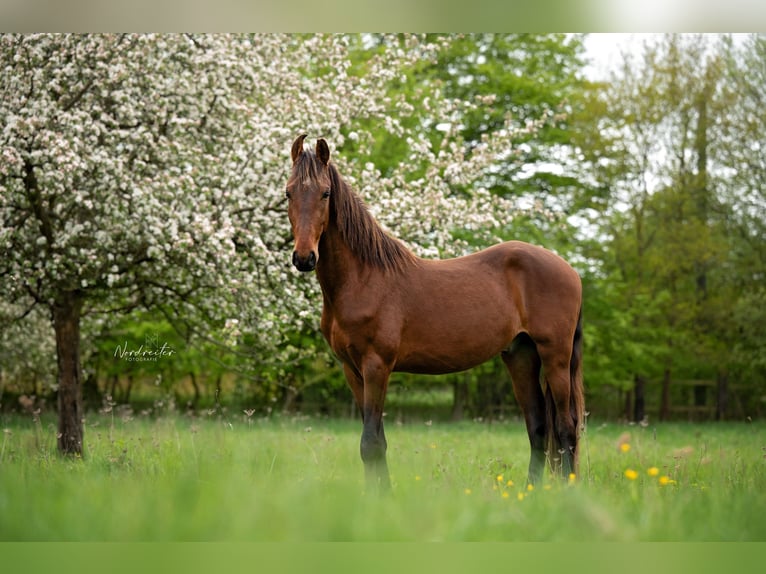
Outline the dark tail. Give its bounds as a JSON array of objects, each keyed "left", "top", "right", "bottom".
[
  {"left": 544, "top": 306, "right": 585, "bottom": 474},
  {"left": 570, "top": 307, "right": 585, "bottom": 471}
]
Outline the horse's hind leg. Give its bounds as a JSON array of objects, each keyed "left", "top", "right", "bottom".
[
  {"left": 538, "top": 344, "right": 578, "bottom": 476},
  {"left": 502, "top": 334, "right": 545, "bottom": 484}
]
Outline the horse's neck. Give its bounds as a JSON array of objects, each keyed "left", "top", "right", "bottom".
[{"left": 316, "top": 222, "right": 371, "bottom": 302}]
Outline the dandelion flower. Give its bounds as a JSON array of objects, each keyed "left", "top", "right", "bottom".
[
  {"left": 568, "top": 473, "right": 576, "bottom": 483},
  {"left": 415, "top": 475, "right": 421, "bottom": 481},
  {"left": 506, "top": 479, "right": 514, "bottom": 487},
  {"left": 464, "top": 488, "right": 472, "bottom": 495},
  {"left": 517, "top": 492, "right": 525, "bottom": 501},
  {"left": 647, "top": 467, "right": 660, "bottom": 477},
  {"left": 658, "top": 476, "right": 675, "bottom": 486},
  {"left": 526, "top": 484, "right": 534, "bottom": 492},
  {"left": 496, "top": 474, "right": 504, "bottom": 482},
  {"left": 502, "top": 492, "right": 510, "bottom": 499},
  {"left": 616, "top": 432, "right": 631, "bottom": 452},
  {"left": 624, "top": 469, "right": 638, "bottom": 480}
]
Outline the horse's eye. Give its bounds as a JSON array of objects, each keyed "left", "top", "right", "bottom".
[
  {"left": 322, "top": 190, "right": 330, "bottom": 200},
  {"left": 285, "top": 190, "right": 292, "bottom": 200}
]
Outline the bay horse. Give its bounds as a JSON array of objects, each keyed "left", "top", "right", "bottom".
[{"left": 286, "top": 134, "right": 584, "bottom": 490}]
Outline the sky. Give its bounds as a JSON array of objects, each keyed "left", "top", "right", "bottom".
[
  {"left": 582, "top": 33, "right": 659, "bottom": 81},
  {"left": 582, "top": 33, "right": 753, "bottom": 81}
]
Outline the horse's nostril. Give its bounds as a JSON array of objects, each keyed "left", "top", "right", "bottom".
[{"left": 292, "top": 250, "right": 317, "bottom": 272}]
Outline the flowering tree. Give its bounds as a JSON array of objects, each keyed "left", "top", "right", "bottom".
[
  {"left": 1, "top": 33, "right": 542, "bottom": 454},
  {"left": 1, "top": 34, "right": 250, "bottom": 453}
]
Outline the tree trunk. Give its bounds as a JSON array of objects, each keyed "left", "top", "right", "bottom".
[
  {"left": 110, "top": 374, "right": 118, "bottom": 400},
  {"left": 693, "top": 384, "right": 707, "bottom": 413},
  {"left": 633, "top": 375, "right": 646, "bottom": 423},
  {"left": 451, "top": 376, "right": 469, "bottom": 421},
  {"left": 716, "top": 373, "right": 728, "bottom": 421},
  {"left": 694, "top": 71, "right": 711, "bottom": 302},
  {"left": 282, "top": 385, "right": 300, "bottom": 412},
  {"left": 53, "top": 290, "right": 84, "bottom": 456},
  {"left": 660, "top": 368, "right": 671, "bottom": 422},
  {"left": 125, "top": 374, "right": 134, "bottom": 403},
  {"left": 189, "top": 372, "right": 200, "bottom": 408}
]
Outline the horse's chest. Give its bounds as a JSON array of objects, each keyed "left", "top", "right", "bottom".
[
  {"left": 321, "top": 319, "right": 356, "bottom": 367},
  {"left": 320, "top": 307, "right": 350, "bottom": 357},
  {"left": 320, "top": 303, "right": 386, "bottom": 367}
]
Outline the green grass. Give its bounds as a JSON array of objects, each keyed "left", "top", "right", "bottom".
[{"left": 1, "top": 411, "right": 764, "bottom": 541}]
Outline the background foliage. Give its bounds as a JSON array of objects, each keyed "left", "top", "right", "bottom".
[{"left": 1, "top": 34, "right": 764, "bottom": 435}]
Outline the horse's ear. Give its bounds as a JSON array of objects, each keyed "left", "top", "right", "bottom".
[
  {"left": 316, "top": 138, "right": 330, "bottom": 166},
  {"left": 291, "top": 134, "right": 308, "bottom": 164}
]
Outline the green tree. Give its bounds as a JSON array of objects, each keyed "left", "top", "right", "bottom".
[
  {"left": 340, "top": 34, "right": 593, "bottom": 419},
  {"left": 2, "top": 34, "right": 553, "bottom": 436},
  {"left": 716, "top": 35, "right": 766, "bottom": 409},
  {"left": 577, "top": 34, "right": 766, "bottom": 420},
  {"left": 430, "top": 34, "right": 588, "bottom": 199}
]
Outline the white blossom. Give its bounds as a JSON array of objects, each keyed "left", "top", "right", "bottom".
[{"left": 1, "top": 33, "right": 543, "bottom": 368}]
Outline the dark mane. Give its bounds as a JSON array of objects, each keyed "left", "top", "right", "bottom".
[{"left": 292, "top": 151, "right": 417, "bottom": 273}]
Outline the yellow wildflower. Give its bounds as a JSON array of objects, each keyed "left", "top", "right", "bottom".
[
  {"left": 464, "top": 488, "right": 472, "bottom": 495},
  {"left": 415, "top": 475, "right": 421, "bottom": 481},
  {"left": 568, "top": 473, "right": 576, "bottom": 483},
  {"left": 526, "top": 484, "right": 534, "bottom": 492},
  {"left": 506, "top": 479, "right": 514, "bottom": 487},
  {"left": 624, "top": 469, "right": 638, "bottom": 480},
  {"left": 502, "top": 491, "right": 510, "bottom": 499},
  {"left": 647, "top": 467, "right": 660, "bottom": 477},
  {"left": 496, "top": 474, "right": 504, "bottom": 482},
  {"left": 616, "top": 432, "right": 631, "bottom": 451},
  {"left": 517, "top": 492, "right": 525, "bottom": 501}
]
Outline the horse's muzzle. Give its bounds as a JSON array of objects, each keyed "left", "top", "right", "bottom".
[{"left": 292, "top": 250, "right": 317, "bottom": 272}]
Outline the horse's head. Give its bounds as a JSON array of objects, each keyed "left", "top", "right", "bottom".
[{"left": 286, "top": 134, "right": 332, "bottom": 272}]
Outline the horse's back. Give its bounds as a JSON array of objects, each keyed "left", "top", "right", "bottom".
[
  {"left": 420, "top": 240, "right": 580, "bottom": 303},
  {"left": 391, "top": 241, "right": 580, "bottom": 373}
]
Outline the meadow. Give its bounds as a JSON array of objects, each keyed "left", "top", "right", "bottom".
[{"left": 1, "top": 409, "right": 764, "bottom": 541}]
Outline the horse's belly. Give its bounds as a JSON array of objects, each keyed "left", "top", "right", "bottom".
[
  {"left": 393, "top": 285, "right": 519, "bottom": 374},
  {"left": 393, "top": 353, "right": 496, "bottom": 375},
  {"left": 394, "top": 326, "right": 511, "bottom": 375}
]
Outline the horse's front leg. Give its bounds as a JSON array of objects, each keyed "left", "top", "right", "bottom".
[{"left": 359, "top": 353, "right": 392, "bottom": 492}]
